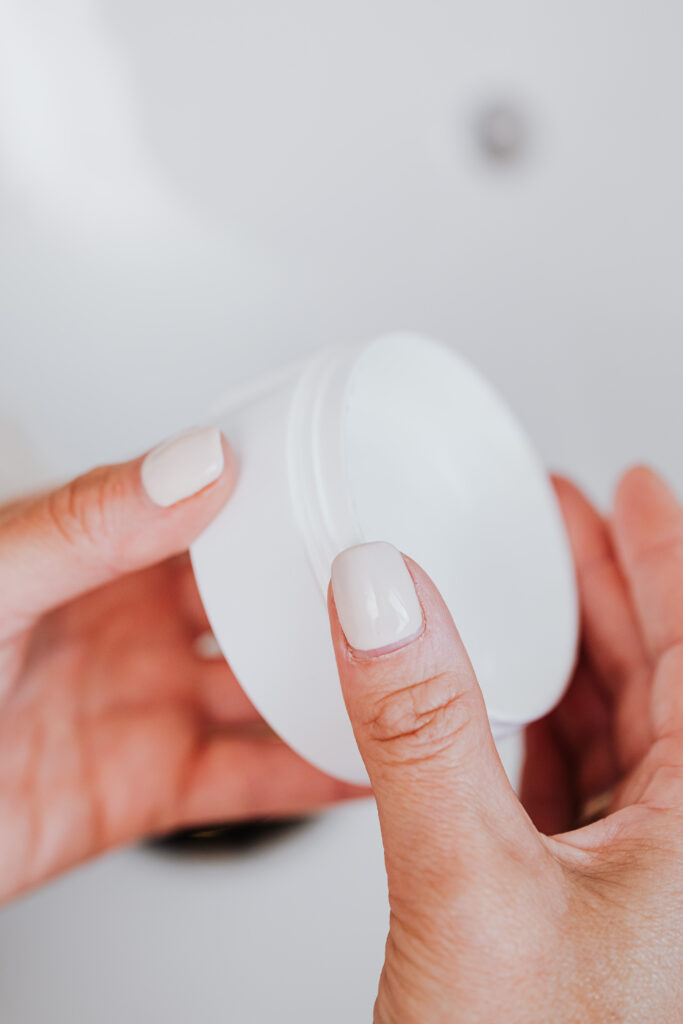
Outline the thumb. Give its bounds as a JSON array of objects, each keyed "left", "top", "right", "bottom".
[
  {"left": 0, "top": 425, "right": 235, "bottom": 639},
  {"left": 328, "top": 542, "right": 536, "bottom": 908}
]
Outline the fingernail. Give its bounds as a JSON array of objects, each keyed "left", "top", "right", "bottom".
[
  {"left": 141, "top": 426, "right": 224, "bottom": 507},
  {"left": 331, "top": 542, "right": 424, "bottom": 653},
  {"left": 193, "top": 630, "right": 224, "bottom": 660}
]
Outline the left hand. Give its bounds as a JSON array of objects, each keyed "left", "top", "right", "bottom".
[{"left": 0, "top": 427, "right": 360, "bottom": 903}]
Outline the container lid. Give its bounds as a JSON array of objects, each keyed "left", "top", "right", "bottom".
[
  {"left": 339, "top": 334, "right": 578, "bottom": 726},
  {"left": 191, "top": 334, "right": 578, "bottom": 785}
]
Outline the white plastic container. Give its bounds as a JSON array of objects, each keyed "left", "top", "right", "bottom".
[{"left": 191, "top": 334, "right": 578, "bottom": 785}]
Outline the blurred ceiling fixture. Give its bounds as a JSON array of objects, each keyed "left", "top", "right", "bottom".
[{"left": 475, "top": 100, "right": 528, "bottom": 164}]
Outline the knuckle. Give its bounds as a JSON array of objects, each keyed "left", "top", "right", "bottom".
[
  {"left": 46, "top": 468, "right": 124, "bottom": 559},
  {"left": 366, "top": 670, "right": 475, "bottom": 765}
]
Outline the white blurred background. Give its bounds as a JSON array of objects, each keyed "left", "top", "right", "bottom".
[{"left": 0, "top": 2, "right": 681, "bottom": 1021}]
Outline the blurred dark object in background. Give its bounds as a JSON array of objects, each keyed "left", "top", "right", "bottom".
[{"left": 151, "top": 818, "right": 311, "bottom": 855}]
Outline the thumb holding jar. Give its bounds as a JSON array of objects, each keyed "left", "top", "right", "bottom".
[
  {"left": 328, "top": 541, "right": 546, "bottom": 1022},
  {"left": 328, "top": 462, "right": 683, "bottom": 1024}
]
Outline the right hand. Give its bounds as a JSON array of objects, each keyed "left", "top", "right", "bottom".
[{"left": 328, "top": 467, "right": 683, "bottom": 1023}]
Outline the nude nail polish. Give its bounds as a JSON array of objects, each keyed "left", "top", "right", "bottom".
[
  {"left": 331, "top": 541, "right": 424, "bottom": 653},
  {"left": 141, "top": 426, "right": 224, "bottom": 507}
]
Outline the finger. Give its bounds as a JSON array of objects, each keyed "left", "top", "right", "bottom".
[
  {"left": 174, "top": 555, "right": 213, "bottom": 634},
  {"left": 176, "top": 557, "right": 260, "bottom": 726},
  {"left": 328, "top": 542, "right": 540, "bottom": 910},
  {"left": 548, "top": 660, "right": 619, "bottom": 801},
  {"left": 196, "top": 659, "right": 264, "bottom": 726},
  {"left": 552, "top": 476, "right": 651, "bottom": 768},
  {"left": 175, "top": 734, "right": 367, "bottom": 829},
  {"left": 612, "top": 466, "right": 683, "bottom": 661},
  {"left": 0, "top": 427, "right": 236, "bottom": 640},
  {"left": 522, "top": 719, "right": 574, "bottom": 835},
  {"left": 612, "top": 467, "right": 683, "bottom": 740}
]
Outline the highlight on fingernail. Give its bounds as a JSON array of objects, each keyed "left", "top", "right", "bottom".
[
  {"left": 141, "top": 425, "right": 224, "bottom": 508},
  {"left": 331, "top": 541, "right": 424, "bottom": 654}
]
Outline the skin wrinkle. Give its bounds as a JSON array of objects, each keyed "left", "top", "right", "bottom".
[
  {"left": 373, "top": 722, "right": 471, "bottom": 769},
  {"left": 45, "top": 483, "right": 81, "bottom": 549},
  {"left": 368, "top": 671, "right": 472, "bottom": 749},
  {"left": 65, "top": 467, "right": 122, "bottom": 556},
  {"left": 45, "top": 473, "right": 123, "bottom": 579}
]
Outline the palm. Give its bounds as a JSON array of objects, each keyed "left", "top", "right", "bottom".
[{"left": 0, "top": 556, "right": 351, "bottom": 900}]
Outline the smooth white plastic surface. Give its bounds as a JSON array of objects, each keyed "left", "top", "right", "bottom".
[{"left": 191, "top": 334, "right": 578, "bottom": 784}]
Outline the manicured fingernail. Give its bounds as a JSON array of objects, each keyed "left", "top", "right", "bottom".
[
  {"left": 331, "top": 542, "right": 424, "bottom": 653},
  {"left": 141, "top": 426, "right": 224, "bottom": 507},
  {"left": 193, "top": 630, "right": 224, "bottom": 660}
]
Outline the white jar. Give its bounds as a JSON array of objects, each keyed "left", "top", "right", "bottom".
[{"left": 191, "top": 334, "right": 578, "bottom": 785}]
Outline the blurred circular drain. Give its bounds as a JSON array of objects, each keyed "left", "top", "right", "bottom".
[
  {"left": 150, "top": 817, "right": 312, "bottom": 855},
  {"left": 475, "top": 101, "right": 528, "bottom": 164}
]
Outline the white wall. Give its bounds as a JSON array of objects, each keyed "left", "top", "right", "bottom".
[{"left": 0, "top": 3, "right": 681, "bottom": 1020}]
